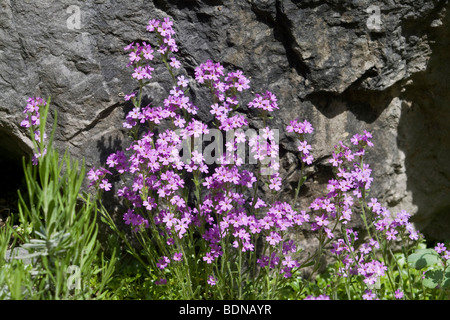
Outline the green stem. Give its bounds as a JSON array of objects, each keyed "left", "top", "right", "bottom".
[
  {"left": 238, "top": 246, "right": 243, "bottom": 299},
  {"left": 98, "top": 202, "right": 147, "bottom": 269},
  {"left": 172, "top": 225, "right": 195, "bottom": 298},
  {"left": 292, "top": 162, "right": 306, "bottom": 209}
]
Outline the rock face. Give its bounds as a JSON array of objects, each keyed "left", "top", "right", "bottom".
[{"left": 0, "top": 0, "right": 449, "bottom": 242}]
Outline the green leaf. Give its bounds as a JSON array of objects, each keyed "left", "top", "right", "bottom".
[
  {"left": 423, "top": 267, "right": 450, "bottom": 289},
  {"left": 288, "top": 280, "right": 300, "bottom": 291},
  {"left": 299, "top": 260, "right": 315, "bottom": 269},
  {"left": 394, "top": 252, "right": 406, "bottom": 268},
  {"left": 407, "top": 248, "right": 441, "bottom": 269},
  {"left": 443, "top": 269, "right": 450, "bottom": 289},
  {"left": 423, "top": 269, "right": 442, "bottom": 289}
]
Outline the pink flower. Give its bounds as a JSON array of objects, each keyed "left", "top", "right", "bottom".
[
  {"left": 177, "top": 75, "right": 189, "bottom": 87},
  {"left": 315, "top": 214, "right": 329, "bottom": 227},
  {"left": 435, "top": 242, "right": 446, "bottom": 254},
  {"left": 297, "top": 140, "right": 312, "bottom": 154},
  {"left": 173, "top": 252, "right": 183, "bottom": 261},
  {"left": 282, "top": 256, "right": 298, "bottom": 268},
  {"left": 218, "top": 196, "right": 233, "bottom": 212},
  {"left": 129, "top": 50, "right": 141, "bottom": 62},
  {"left": 155, "top": 278, "right": 167, "bottom": 285},
  {"left": 362, "top": 290, "right": 377, "bottom": 300},
  {"left": 169, "top": 57, "right": 181, "bottom": 69},
  {"left": 156, "top": 256, "right": 171, "bottom": 270},
  {"left": 248, "top": 91, "right": 278, "bottom": 112},
  {"left": 146, "top": 19, "right": 160, "bottom": 32},
  {"left": 207, "top": 275, "right": 216, "bottom": 286},
  {"left": 395, "top": 289, "right": 404, "bottom": 299},
  {"left": 99, "top": 179, "right": 112, "bottom": 191},
  {"left": 386, "top": 228, "right": 398, "bottom": 241},
  {"left": 268, "top": 174, "right": 282, "bottom": 191},
  {"left": 203, "top": 252, "right": 215, "bottom": 264},
  {"left": 132, "top": 66, "right": 145, "bottom": 80},
  {"left": 266, "top": 231, "right": 281, "bottom": 246}
]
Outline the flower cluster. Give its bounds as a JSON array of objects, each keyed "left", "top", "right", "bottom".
[
  {"left": 123, "top": 17, "right": 187, "bottom": 130},
  {"left": 286, "top": 119, "right": 314, "bottom": 165},
  {"left": 307, "top": 132, "right": 376, "bottom": 237},
  {"left": 20, "top": 96, "right": 48, "bottom": 165},
  {"left": 82, "top": 17, "right": 429, "bottom": 300},
  {"left": 249, "top": 127, "right": 280, "bottom": 176},
  {"left": 84, "top": 17, "right": 318, "bottom": 288},
  {"left": 293, "top": 129, "right": 424, "bottom": 299},
  {"left": 21, "top": 96, "right": 45, "bottom": 128},
  {"left": 87, "top": 167, "right": 113, "bottom": 191},
  {"left": 195, "top": 59, "right": 250, "bottom": 132},
  {"left": 147, "top": 18, "right": 178, "bottom": 53},
  {"left": 125, "top": 41, "right": 155, "bottom": 81},
  {"left": 248, "top": 90, "right": 278, "bottom": 113},
  {"left": 370, "top": 200, "right": 419, "bottom": 241},
  {"left": 200, "top": 196, "right": 310, "bottom": 278},
  {"left": 434, "top": 242, "right": 450, "bottom": 261}
]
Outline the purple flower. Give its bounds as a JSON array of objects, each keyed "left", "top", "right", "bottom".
[
  {"left": 331, "top": 239, "right": 348, "bottom": 255},
  {"left": 362, "top": 290, "right": 377, "bottom": 300},
  {"left": 218, "top": 196, "right": 233, "bottom": 213},
  {"left": 435, "top": 242, "right": 446, "bottom": 254},
  {"left": 129, "top": 50, "right": 141, "bottom": 62},
  {"left": 444, "top": 251, "right": 450, "bottom": 261},
  {"left": 314, "top": 214, "right": 329, "bottom": 227},
  {"left": 177, "top": 75, "right": 189, "bottom": 87},
  {"left": 304, "top": 295, "right": 330, "bottom": 300},
  {"left": 286, "top": 119, "right": 314, "bottom": 135},
  {"left": 282, "top": 240, "right": 297, "bottom": 254},
  {"left": 297, "top": 140, "right": 312, "bottom": 154},
  {"left": 395, "top": 289, "right": 404, "bottom": 299},
  {"left": 123, "top": 209, "right": 134, "bottom": 225},
  {"left": 266, "top": 231, "right": 281, "bottom": 246},
  {"left": 173, "top": 252, "right": 183, "bottom": 261},
  {"left": 142, "top": 43, "right": 154, "bottom": 60},
  {"left": 203, "top": 252, "right": 215, "bottom": 264},
  {"left": 157, "top": 256, "right": 171, "bottom": 270},
  {"left": 132, "top": 66, "right": 146, "bottom": 80},
  {"left": 99, "top": 179, "right": 112, "bottom": 191},
  {"left": 385, "top": 228, "right": 398, "bottom": 241},
  {"left": 248, "top": 91, "right": 278, "bottom": 112},
  {"left": 146, "top": 19, "right": 160, "bottom": 32},
  {"left": 87, "top": 168, "right": 103, "bottom": 182},
  {"left": 207, "top": 275, "right": 216, "bottom": 286},
  {"left": 282, "top": 256, "right": 298, "bottom": 269},
  {"left": 169, "top": 57, "right": 181, "bottom": 69},
  {"left": 155, "top": 278, "right": 167, "bottom": 285},
  {"left": 32, "top": 149, "right": 46, "bottom": 165},
  {"left": 394, "top": 210, "right": 411, "bottom": 226},
  {"left": 257, "top": 255, "right": 269, "bottom": 268},
  {"left": 268, "top": 174, "right": 282, "bottom": 191}
]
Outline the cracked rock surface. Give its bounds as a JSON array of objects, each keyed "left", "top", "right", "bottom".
[{"left": 0, "top": 0, "right": 449, "bottom": 241}]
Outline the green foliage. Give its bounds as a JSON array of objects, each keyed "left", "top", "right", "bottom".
[
  {"left": 408, "top": 249, "right": 441, "bottom": 270},
  {"left": 408, "top": 247, "right": 450, "bottom": 297},
  {"left": 0, "top": 100, "right": 116, "bottom": 300},
  {"left": 4, "top": 16, "right": 450, "bottom": 300},
  {"left": 2, "top": 100, "right": 449, "bottom": 301}
]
